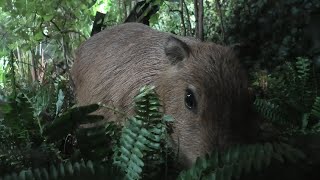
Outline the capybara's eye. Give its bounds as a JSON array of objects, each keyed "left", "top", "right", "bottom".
[{"left": 185, "top": 89, "right": 197, "bottom": 111}]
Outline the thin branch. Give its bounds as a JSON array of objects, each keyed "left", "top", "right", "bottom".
[
  {"left": 194, "top": 0, "right": 199, "bottom": 38},
  {"left": 9, "top": 51, "right": 17, "bottom": 100},
  {"left": 198, "top": 0, "right": 204, "bottom": 41},
  {"left": 215, "top": 0, "right": 225, "bottom": 43},
  {"left": 180, "top": 0, "right": 186, "bottom": 36},
  {"left": 183, "top": 1, "right": 192, "bottom": 35},
  {"left": 50, "top": 20, "right": 87, "bottom": 39},
  {"left": 1, "top": 31, "right": 8, "bottom": 42},
  {"left": 99, "top": 103, "right": 127, "bottom": 116},
  {"left": 60, "top": 30, "right": 87, "bottom": 39},
  {"left": 169, "top": 8, "right": 186, "bottom": 36},
  {"left": 50, "top": 19, "right": 62, "bottom": 32},
  {"left": 123, "top": 0, "right": 127, "bottom": 20},
  {"left": 169, "top": 9, "right": 181, "bottom": 13}
]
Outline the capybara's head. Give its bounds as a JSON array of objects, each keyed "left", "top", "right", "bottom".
[{"left": 157, "top": 37, "right": 254, "bottom": 167}]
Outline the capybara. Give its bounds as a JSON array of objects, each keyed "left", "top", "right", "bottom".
[{"left": 71, "top": 23, "right": 255, "bottom": 167}]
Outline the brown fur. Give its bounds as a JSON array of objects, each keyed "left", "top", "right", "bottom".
[{"left": 71, "top": 23, "right": 254, "bottom": 167}]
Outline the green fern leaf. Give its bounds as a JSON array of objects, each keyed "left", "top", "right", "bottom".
[
  {"left": 113, "top": 85, "right": 171, "bottom": 180},
  {"left": 295, "top": 57, "right": 310, "bottom": 82},
  {"left": 311, "top": 97, "right": 320, "bottom": 118},
  {"left": 0, "top": 160, "right": 123, "bottom": 180},
  {"left": 177, "top": 143, "right": 304, "bottom": 180},
  {"left": 254, "top": 98, "right": 286, "bottom": 124}
]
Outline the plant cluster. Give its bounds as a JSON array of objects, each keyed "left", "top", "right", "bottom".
[
  {"left": 0, "top": 81, "right": 315, "bottom": 180},
  {"left": 1, "top": 0, "right": 320, "bottom": 179},
  {"left": 207, "top": 0, "right": 320, "bottom": 70}
]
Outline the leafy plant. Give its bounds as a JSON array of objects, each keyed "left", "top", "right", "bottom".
[
  {"left": 0, "top": 160, "right": 123, "bottom": 180},
  {"left": 178, "top": 142, "right": 305, "bottom": 180},
  {"left": 1, "top": 0, "right": 320, "bottom": 179},
  {"left": 2, "top": 83, "right": 314, "bottom": 180},
  {"left": 113, "top": 86, "right": 173, "bottom": 180},
  {"left": 0, "top": 86, "right": 174, "bottom": 179},
  {"left": 254, "top": 57, "right": 320, "bottom": 134}
]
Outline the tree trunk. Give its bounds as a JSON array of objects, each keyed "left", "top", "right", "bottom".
[
  {"left": 180, "top": 0, "right": 186, "bottom": 36},
  {"left": 30, "top": 50, "right": 38, "bottom": 82},
  {"left": 194, "top": 0, "right": 204, "bottom": 41},
  {"left": 118, "top": 0, "right": 122, "bottom": 21},
  {"left": 129, "top": 0, "right": 132, "bottom": 11},
  {"left": 123, "top": 0, "right": 127, "bottom": 21},
  {"left": 198, "top": 0, "right": 204, "bottom": 41},
  {"left": 184, "top": 1, "right": 192, "bottom": 35},
  {"left": 215, "top": 0, "right": 225, "bottom": 43},
  {"left": 194, "top": 0, "right": 199, "bottom": 38}
]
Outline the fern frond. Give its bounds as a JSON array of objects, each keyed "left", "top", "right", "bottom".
[
  {"left": 1, "top": 93, "right": 36, "bottom": 139},
  {"left": 311, "top": 96, "right": 320, "bottom": 118},
  {"left": 113, "top": 85, "right": 171, "bottom": 180},
  {"left": 295, "top": 57, "right": 311, "bottom": 82},
  {"left": 294, "top": 57, "right": 314, "bottom": 104},
  {"left": 0, "top": 160, "right": 122, "bottom": 180},
  {"left": 306, "top": 96, "right": 320, "bottom": 132},
  {"left": 42, "top": 104, "right": 103, "bottom": 142},
  {"left": 76, "top": 121, "right": 120, "bottom": 161},
  {"left": 177, "top": 142, "right": 305, "bottom": 180},
  {"left": 254, "top": 98, "right": 285, "bottom": 124},
  {"left": 266, "top": 57, "right": 315, "bottom": 112}
]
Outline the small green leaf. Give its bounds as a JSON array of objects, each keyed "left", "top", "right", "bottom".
[
  {"left": 163, "top": 114, "right": 174, "bottom": 122},
  {"left": 43, "top": 14, "right": 54, "bottom": 21},
  {"left": 204, "top": 173, "right": 216, "bottom": 180},
  {"left": 40, "top": 168, "right": 49, "bottom": 180},
  {"left": 19, "top": 170, "right": 26, "bottom": 180},
  {"left": 0, "top": 103, "right": 12, "bottom": 113},
  {"left": 25, "top": 170, "right": 33, "bottom": 180},
  {"left": 33, "top": 169, "right": 41, "bottom": 179},
  {"left": 73, "top": 162, "right": 81, "bottom": 174},
  {"left": 150, "top": 13, "right": 160, "bottom": 24},
  {"left": 65, "top": 162, "right": 74, "bottom": 176},
  {"left": 301, "top": 113, "right": 310, "bottom": 130},
  {"left": 34, "top": 31, "right": 44, "bottom": 41},
  {"left": 55, "top": 89, "right": 64, "bottom": 116},
  {"left": 58, "top": 163, "right": 65, "bottom": 177},
  {"left": 49, "top": 165, "right": 58, "bottom": 180}
]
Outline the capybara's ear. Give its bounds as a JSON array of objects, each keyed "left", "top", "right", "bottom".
[{"left": 164, "top": 36, "right": 190, "bottom": 65}]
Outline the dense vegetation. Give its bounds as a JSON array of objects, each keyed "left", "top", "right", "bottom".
[{"left": 1, "top": 0, "right": 320, "bottom": 179}]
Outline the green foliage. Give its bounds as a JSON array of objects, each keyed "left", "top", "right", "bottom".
[
  {"left": 304, "top": 96, "right": 320, "bottom": 133},
  {"left": 151, "top": 0, "right": 320, "bottom": 73},
  {"left": 76, "top": 120, "right": 120, "bottom": 161},
  {"left": 113, "top": 86, "right": 172, "bottom": 180},
  {"left": 0, "top": 160, "right": 123, "bottom": 180},
  {"left": 0, "top": 0, "right": 93, "bottom": 50},
  {"left": 253, "top": 57, "right": 320, "bottom": 134},
  {"left": 0, "top": 0, "right": 96, "bottom": 108},
  {"left": 1, "top": 0, "right": 320, "bottom": 179},
  {"left": 43, "top": 104, "right": 103, "bottom": 141},
  {"left": 0, "top": 53, "right": 99, "bottom": 175},
  {"left": 0, "top": 121, "right": 26, "bottom": 173},
  {"left": 0, "top": 0, "right": 99, "bottom": 168},
  {"left": 2, "top": 83, "right": 308, "bottom": 179},
  {"left": 206, "top": 0, "right": 320, "bottom": 69},
  {"left": 254, "top": 99, "right": 286, "bottom": 124},
  {"left": 1, "top": 93, "right": 36, "bottom": 139},
  {"left": 250, "top": 56, "right": 320, "bottom": 179},
  {"left": 151, "top": 0, "right": 194, "bottom": 36},
  {"left": 0, "top": 91, "right": 62, "bottom": 174},
  {"left": 178, "top": 142, "right": 305, "bottom": 180},
  {"left": 311, "top": 97, "right": 320, "bottom": 118},
  {"left": 43, "top": 103, "right": 115, "bottom": 161},
  {"left": 1, "top": 85, "right": 174, "bottom": 179}
]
